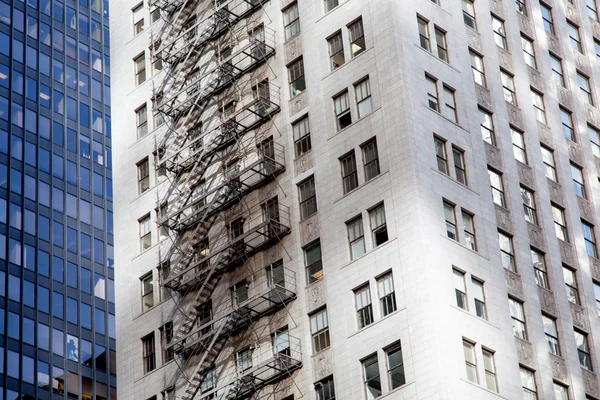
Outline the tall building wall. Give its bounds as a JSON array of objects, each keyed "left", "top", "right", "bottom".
[
  {"left": 112, "top": 0, "right": 600, "bottom": 399},
  {"left": 0, "top": 0, "right": 117, "bottom": 397}
]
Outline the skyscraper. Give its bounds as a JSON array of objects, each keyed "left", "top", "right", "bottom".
[
  {"left": 0, "top": 0, "right": 116, "bottom": 397},
  {"left": 113, "top": 0, "right": 600, "bottom": 399}
]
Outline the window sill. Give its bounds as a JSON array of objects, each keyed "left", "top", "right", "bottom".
[
  {"left": 450, "top": 305, "right": 499, "bottom": 330},
  {"left": 424, "top": 105, "right": 467, "bottom": 133},
  {"left": 431, "top": 168, "right": 478, "bottom": 196},
  {"left": 134, "top": 359, "right": 175, "bottom": 383},
  {"left": 415, "top": 44, "right": 457, "bottom": 71},
  {"left": 333, "top": 170, "right": 388, "bottom": 204},
  {"left": 440, "top": 234, "right": 488, "bottom": 261},
  {"left": 341, "top": 237, "right": 397, "bottom": 270},
  {"left": 376, "top": 381, "right": 416, "bottom": 399},
  {"left": 347, "top": 307, "right": 404, "bottom": 339},
  {"left": 327, "top": 106, "right": 381, "bottom": 142},
  {"left": 315, "top": 0, "right": 348, "bottom": 22},
  {"left": 321, "top": 47, "right": 372, "bottom": 81},
  {"left": 460, "top": 378, "right": 509, "bottom": 399}
]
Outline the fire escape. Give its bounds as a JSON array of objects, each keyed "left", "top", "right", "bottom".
[{"left": 150, "top": 0, "right": 301, "bottom": 399}]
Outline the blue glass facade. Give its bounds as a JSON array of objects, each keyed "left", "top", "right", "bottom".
[{"left": 0, "top": 0, "right": 115, "bottom": 398}]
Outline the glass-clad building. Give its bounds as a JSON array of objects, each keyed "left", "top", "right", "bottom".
[{"left": 0, "top": 0, "right": 115, "bottom": 398}]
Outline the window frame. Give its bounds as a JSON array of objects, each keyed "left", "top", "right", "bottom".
[
  {"left": 378, "top": 272, "right": 397, "bottom": 316},
  {"left": 492, "top": 15, "right": 507, "bottom": 49},
  {"left": 361, "top": 138, "right": 380, "bottom": 182},
  {"left": 340, "top": 151, "right": 359, "bottom": 194},
  {"left": 552, "top": 205, "right": 569, "bottom": 242},
  {"left": 542, "top": 314, "right": 561, "bottom": 356},
  {"left": 348, "top": 18, "right": 365, "bottom": 58},
  {"left": 134, "top": 52, "right": 146, "bottom": 86},
  {"left": 140, "top": 273, "right": 154, "bottom": 312},
  {"left": 288, "top": 58, "right": 306, "bottom": 98},
  {"left": 509, "top": 297, "right": 528, "bottom": 340},
  {"left": 142, "top": 332, "right": 156, "bottom": 374},
  {"left": 298, "top": 176, "right": 317, "bottom": 220},
  {"left": 310, "top": 308, "right": 331, "bottom": 354},
  {"left": 443, "top": 201, "right": 457, "bottom": 241},
  {"left": 354, "top": 285, "right": 374, "bottom": 329},
  {"left": 283, "top": 2, "right": 300, "bottom": 41},
  {"left": 347, "top": 216, "right": 365, "bottom": 260}
]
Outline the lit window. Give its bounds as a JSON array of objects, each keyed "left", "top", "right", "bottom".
[
  {"left": 334, "top": 91, "right": 352, "bottom": 130},
  {"left": 443, "top": 201, "right": 457, "bottom": 241},
  {"left": 531, "top": 249, "right": 549, "bottom": 289},
  {"left": 378, "top": 273, "right": 396, "bottom": 316},
  {"left": 283, "top": 2, "right": 300, "bottom": 40},
  {"left": 369, "top": 204, "right": 388, "bottom": 247},
  {"left": 509, "top": 297, "right": 527, "bottom": 340},
  {"left": 492, "top": 16, "right": 507, "bottom": 49},
  {"left": 574, "top": 329, "right": 592, "bottom": 370},
  {"left": 348, "top": 18, "right": 365, "bottom": 57},
  {"left": 141, "top": 273, "right": 153, "bottom": 312},
  {"left": 347, "top": 216, "right": 365, "bottom": 260},
  {"left": 453, "top": 269, "right": 467, "bottom": 310},
  {"left": 521, "top": 35, "right": 536, "bottom": 68},
  {"left": 499, "top": 231, "right": 515, "bottom": 271},
  {"left": 310, "top": 308, "right": 330, "bottom": 353},
  {"left": 288, "top": 58, "right": 305, "bottom": 98},
  {"left": 463, "top": 340, "right": 478, "bottom": 383},
  {"left": 470, "top": 50, "right": 486, "bottom": 86},
  {"left": 552, "top": 205, "right": 568, "bottom": 242},
  {"left": 542, "top": 314, "right": 561, "bottom": 356},
  {"left": 563, "top": 266, "right": 580, "bottom": 305},
  {"left": 355, "top": 78, "right": 373, "bottom": 118},
  {"left": 328, "top": 32, "right": 345, "bottom": 71},
  {"left": 355, "top": 285, "right": 373, "bottom": 328},
  {"left": 362, "top": 139, "right": 380, "bottom": 181}
]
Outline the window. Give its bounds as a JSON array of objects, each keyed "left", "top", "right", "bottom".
[
  {"left": 453, "top": 147, "right": 467, "bottom": 185},
  {"left": 515, "top": 0, "right": 527, "bottom": 14},
  {"left": 292, "top": 116, "right": 311, "bottom": 157},
  {"left": 442, "top": 85, "right": 457, "bottom": 122},
  {"left": 578, "top": 72, "right": 594, "bottom": 105},
  {"left": 355, "top": 78, "right": 373, "bottom": 118},
  {"left": 589, "top": 124, "right": 600, "bottom": 157},
  {"left": 132, "top": 3, "right": 144, "bottom": 35},
  {"left": 139, "top": 215, "right": 152, "bottom": 251},
  {"left": 488, "top": 169, "right": 505, "bottom": 207},
  {"left": 541, "top": 146, "right": 557, "bottom": 181},
  {"left": 362, "top": 355, "right": 382, "bottom": 399},
  {"left": 530, "top": 89, "right": 546, "bottom": 124},
  {"left": 134, "top": 53, "right": 146, "bottom": 86},
  {"left": 160, "top": 322, "right": 174, "bottom": 363},
  {"left": 426, "top": 74, "right": 439, "bottom": 112},
  {"left": 288, "top": 58, "right": 305, "bottom": 97},
  {"left": 464, "top": 276, "right": 483, "bottom": 317},
  {"left": 370, "top": 204, "right": 388, "bottom": 246},
  {"left": 499, "top": 231, "right": 515, "bottom": 271},
  {"left": 520, "top": 367, "right": 537, "bottom": 399},
  {"left": 563, "top": 266, "right": 580, "bottom": 305},
  {"left": 594, "top": 281, "right": 600, "bottom": 316},
  {"left": 483, "top": 349, "right": 497, "bottom": 392},
  {"left": 141, "top": 273, "right": 153, "bottom": 312},
  {"left": 521, "top": 186, "right": 537, "bottom": 225},
  {"left": 334, "top": 91, "right": 351, "bottom": 130},
  {"left": 435, "top": 137, "right": 448, "bottom": 174},
  {"left": 328, "top": 32, "right": 345, "bottom": 70},
  {"left": 283, "top": 2, "right": 300, "bottom": 40},
  {"left": 543, "top": 314, "right": 560, "bottom": 356},
  {"left": 137, "top": 158, "right": 150, "bottom": 194},
  {"left": 362, "top": 139, "right": 380, "bottom": 181},
  {"left": 136, "top": 104, "right": 148, "bottom": 139},
  {"left": 571, "top": 164, "right": 586, "bottom": 198},
  {"left": 552, "top": 205, "right": 568, "bottom": 242},
  {"left": 582, "top": 221, "right": 598, "bottom": 257},
  {"left": 142, "top": 333, "right": 156, "bottom": 374},
  {"left": 462, "top": 0, "right": 477, "bottom": 29},
  {"left": 588, "top": 0, "right": 599, "bottom": 21},
  {"left": 541, "top": 3, "right": 554, "bottom": 34},
  {"left": 324, "top": 0, "right": 338, "bottom": 13},
  {"left": 492, "top": 16, "right": 507, "bottom": 49},
  {"left": 560, "top": 107, "right": 575, "bottom": 141},
  {"left": 463, "top": 210, "right": 476, "bottom": 251},
  {"left": 355, "top": 285, "right": 373, "bottom": 328},
  {"left": 463, "top": 340, "right": 478, "bottom": 383},
  {"left": 340, "top": 152, "right": 358, "bottom": 194},
  {"left": 470, "top": 50, "right": 486, "bottom": 86},
  {"left": 575, "top": 329, "right": 592, "bottom": 370},
  {"left": 521, "top": 36, "right": 536, "bottom": 68},
  {"left": 480, "top": 108, "right": 495, "bottom": 145},
  {"left": 232, "top": 279, "right": 249, "bottom": 306},
  {"left": 444, "top": 201, "right": 457, "bottom": 241},
  {"left": 349, "top": 18, "right": 365, "bottom": 57},
  {"left": 531, "top": 249, "right": 549, "bottom": 289},
  {"left": 550, "top": 53, "right": 564, "bottom": 86},
  {"left": 554, "top": 382, "right": 569, "bottom": 400},
  {"left": 435, "top": 27, "right": 448, "bottom": 62},
  {"left": 305, "top": 241, "right": 323, "bottom": 284},
  {"left": 509, "top": 297, "right": 527, "bottom": 340},
  {"left": 378, "top": 273, "right": 397, "bottom": 316},
  {"left": 236, "top": 347, "right": 253, "bottom": 372},
  {"left": 310, "top": 308, "right": 330, "bottom": 353},
  {"left": 568, "top": 22, "right": 583, "bottom": 53},
  {"left": 347, "top": 216, "right": 365, "bottom": 260},
  {"left": 511, "top": 127, "right": 527, "bottom": 164},
  {"left": 315, "top": 376, "right": 335, "bottom": 400},
  {"left": 386, "top": 343, "right": 405, "bottom": 389},
  {"left": 453, "top": 269, "right": 467, "bottom": 310},
  {"left": 418, "top": 16, "right": 430, "bottom": 51},
  {"left": 501, "top": 70, "right": 517, "bottom": 105},
  {"left": 298, "top": 176, "right": 317, "bottom": 220}
]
